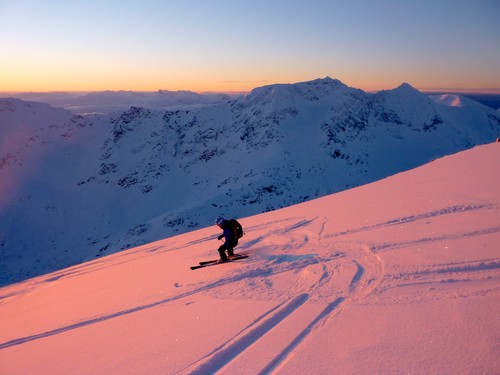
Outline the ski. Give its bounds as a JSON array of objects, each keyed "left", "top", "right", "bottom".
[
  {"left": 191, "top": 255, "right": 248, "bottom": 270},
  {"left": 199, "top": 259, "right": 219, "bottom": 266},
  {"left": 199, "top": 254, "right": 246, "bottom": 265}
]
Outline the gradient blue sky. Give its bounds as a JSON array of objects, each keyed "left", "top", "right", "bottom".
[{"left": 1, "top": 0, "right": 499, "bottom": 92}]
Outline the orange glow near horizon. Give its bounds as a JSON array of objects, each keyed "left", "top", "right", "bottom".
[
  {"left": 2, "top": 70, "right": 500, "bottom": 95},
  {"left": 2, "top": 56, "right": 499, "bottom": 94},
  {"left": 0, "top": 67, "right": 270, "bottom": 93}
]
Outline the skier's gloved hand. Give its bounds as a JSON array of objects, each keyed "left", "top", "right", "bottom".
[{"left": 218, "top": 235, "right": 224, "bottom": 240}]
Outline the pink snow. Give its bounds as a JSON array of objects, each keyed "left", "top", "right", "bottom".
[
  {"left": 431, "top": 94, "right": 463, "bottom": 107},
  {"left": 0, "top": 143, "right": 499, "bottom": 374}
]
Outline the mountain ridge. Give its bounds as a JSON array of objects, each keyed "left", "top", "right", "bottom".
[{"left": 0, "top": 78, "right": 498, "bottom": 286}]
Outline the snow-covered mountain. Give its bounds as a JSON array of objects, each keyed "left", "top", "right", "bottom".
[
  {"left": 1, "top": 77, "right": 498, "bottom": 286},
  {"left": 1, "top": 142, "right": 498, "bottom": 374}
]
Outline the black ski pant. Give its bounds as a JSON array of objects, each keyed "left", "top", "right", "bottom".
[{"left": 218, "top": 240, "right": 238, "bottom": 260}]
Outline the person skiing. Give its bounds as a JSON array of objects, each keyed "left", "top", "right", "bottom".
[{"left": 215, "top": 217, "right": 239, "bottom": 263}]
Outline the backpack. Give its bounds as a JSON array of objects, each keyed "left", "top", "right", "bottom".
[{"left": 230, "top": 219, "right": 244, "bottom": 239}]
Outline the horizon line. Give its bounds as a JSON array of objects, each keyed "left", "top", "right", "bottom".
[
  {"left": 2, "top": 88, "right": 500, "bottom": 95},
  {"left": 1, "top": 83, "right": 500, "bottom": 96}
]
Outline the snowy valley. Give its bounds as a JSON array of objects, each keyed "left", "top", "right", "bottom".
[
  {"left": 0, "top": 77, "right": 499, "bottom": 286},
  {"left": 0, "top": 142, "right": 498, "bottom": 374}
]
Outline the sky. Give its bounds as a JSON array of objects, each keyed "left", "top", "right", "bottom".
[{"left": 0, "top": 0, "right": 499, "bottom": 93}]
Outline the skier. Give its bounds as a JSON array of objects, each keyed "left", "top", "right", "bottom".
[{"left": 215, "top": 217, "right": 239, "bottom": 263}]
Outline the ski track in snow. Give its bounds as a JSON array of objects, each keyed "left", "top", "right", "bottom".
[
  {"left": 2, "top": 201, "right": 497, "bottom": 373},
  {"left": 0, "top": 215, "right": 385, "bottom": 373},
  {"left": 174, "top": 199, "right": 498, "bottom": 373},
  {"left": 327, "top": 203, "right": 498, "bottom": 238},
  {"left": 173, "top": 217, "right": 385, "bottom": 374},
  {"left": 372, "top": 225, "right": 500, "bottom": 252}
]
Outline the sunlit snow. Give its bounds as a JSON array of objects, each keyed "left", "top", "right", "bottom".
[{"left": 1, "top": 143, "right": 498, "bottom": 374}]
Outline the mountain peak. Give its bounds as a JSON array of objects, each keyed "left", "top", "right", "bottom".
[
  {"left": 245, "top": 77, "right": 351, "bottom": 106},
  {"left": 394, "top": 82, "right": 421, "bottom": 94},
  {"left": 376, "top": 82, "right": 425, "bottom": 102},
  {"left": 303, "top": 77, "right": 345, "bottom": 86}
]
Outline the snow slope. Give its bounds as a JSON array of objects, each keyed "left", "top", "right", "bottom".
[
  {"left": 0, "top": 142, "right": 498, "bottom": 374},
  {"left": 1, "top": 77, "right": 499, "bottom": 286}
]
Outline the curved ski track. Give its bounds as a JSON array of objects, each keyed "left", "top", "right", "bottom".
[
  {"left": 177, "top": 217, "right": 384, "bottom": 374},
  {"left": 179, "top": 202, "right": 499, "bottom": 373}
]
